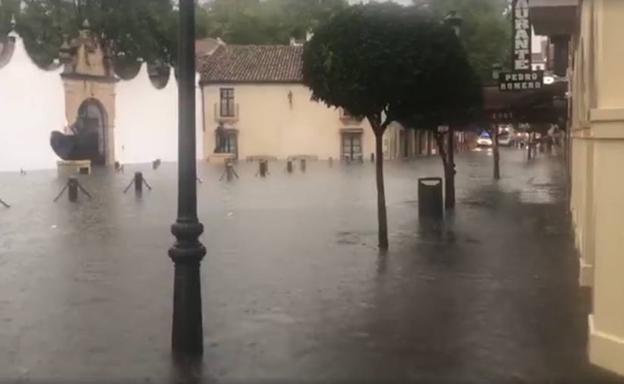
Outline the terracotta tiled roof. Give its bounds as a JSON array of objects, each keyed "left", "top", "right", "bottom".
[{"left": 200, "top": 45, "right": 303, "bottom": 83}]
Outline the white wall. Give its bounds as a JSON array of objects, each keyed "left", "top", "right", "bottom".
[
  {"left": 0, "top": 33, "right": 66, "bottom": 172},
  {"left": 115, "top": 66, "right": 203, "bottom": 165},
  {"left": 202, "top": 83, "right": 375, "bottom": 160}
]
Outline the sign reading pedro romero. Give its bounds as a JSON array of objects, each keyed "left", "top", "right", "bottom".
[
  {"left": 513, "top": 0, "right": 532, "bottom": 71},
  {"left": 499, "top": 70, "right": 544, "bottom": 91}
]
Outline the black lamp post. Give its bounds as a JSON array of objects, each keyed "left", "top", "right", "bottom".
[
  {"left": 169, "top": 0, "right": 206, "bottom": 356},
  {"left": 443, "top": 10, "right": 463, "bottom": 209}
]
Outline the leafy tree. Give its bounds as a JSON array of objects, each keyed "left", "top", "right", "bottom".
[
  {"left": 13, "top": 0, "right": 75, "bottom": 68},
  {"left": 406, "top": 25, "right": 483, "bottom": 209},
  {"left": 201, "top": 0, "right": 348, "bottom": 44},
  {"left": 304, "top": 3, "right": 468, "bottom": 249},
  {"left": 413, "top": 0, "right": 510, "bottom": 80},
  {"left": 7, "top": 0, "right": 211, "bottom": 70},
  {"left": 0, "top": 0, "right": 19, "bottom": 36}
]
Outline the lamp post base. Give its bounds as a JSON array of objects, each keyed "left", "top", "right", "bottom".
[{"left": 169, "top": 221, "right": 206, "bottom": 356}]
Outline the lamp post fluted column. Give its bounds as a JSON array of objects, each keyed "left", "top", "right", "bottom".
[{"left": 169, "top": 0, "right": 206, "bottom": 356}]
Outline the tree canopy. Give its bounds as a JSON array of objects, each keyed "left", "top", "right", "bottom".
[
  {"left": 303, "top": 2, "right": 480, "bottom": 131},
  {"left": 201, "top": 0, "right": 348, "bottom": 45},
  {"left": 0, "top": 0, "right": 19, "bottom": 37},
  {"left": 413, "top": 0, "right": 511, "bottom": 81},
  {"left": 0, "top": 0, "right": 211, "bottom": 69}
]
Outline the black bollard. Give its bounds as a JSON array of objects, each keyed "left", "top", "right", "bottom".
[
  {"left": 300, "top": 159, "right": 306, "bottom": 172},
  {"left": 226, "top": 161, "right": 234, "bottom": 181},
  {"left": 135, "top": 172, "right": 144, "bottom": 194},
  {"left": 114, "top": 161, "right": 124, "bottom": 173},
  {"left": 371, "top": 153, "right": 375, "bottom": 162},
  {"left": 287, "top": 160, "right": 293, "bottom": 173},
  {"left": 219, "top": 160, "right": 239, "bottom": 182},
  {"left": 152, "top": 159, "right": 162, "bottom": 170},
  {"left": 259, "top": 160, "right": 268, "bottom": 177},
  {"left": 68, "top": 177, "right": 79, "bottom": 202}
]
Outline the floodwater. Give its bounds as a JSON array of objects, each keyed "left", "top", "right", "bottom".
[{"left": 0, "top": 149, "right": 620, "bottom": 383}]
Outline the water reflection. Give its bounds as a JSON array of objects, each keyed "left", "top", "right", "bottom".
[{"left": 0, "top": 151, "right": 598, "bottom": 382}]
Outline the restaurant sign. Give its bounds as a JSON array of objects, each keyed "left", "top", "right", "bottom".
[
  {"left": 513, "top": 0, "right": 532, "bottom": 71},
  {"left": 499, "top": 70, "right": 544, "bottom": 92}
]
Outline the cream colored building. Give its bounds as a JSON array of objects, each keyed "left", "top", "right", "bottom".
[
  {"left": 533, "top": 0, "right": 624, "bottom": 376},
  {"left": 200, "top": 44, "right": 376, "bottom": 161}
]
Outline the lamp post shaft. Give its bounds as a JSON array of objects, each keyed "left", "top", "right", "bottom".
[{"left": 169, "top": 0, "right": 206, "bottom": 357}]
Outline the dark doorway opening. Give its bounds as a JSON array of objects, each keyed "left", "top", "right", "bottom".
[{"left": 76, "top": 99, "right": 107, "bottom": 165}]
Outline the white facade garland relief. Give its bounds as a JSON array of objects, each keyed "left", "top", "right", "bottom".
[
  {"left": 0, "top": 33, "right": 66, "bottom": 172},
  {"left": 0, "top": 32, "right": 203, "bottom": 172}
]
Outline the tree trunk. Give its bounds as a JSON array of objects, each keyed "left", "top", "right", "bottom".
[
  {"left": 427, "top": 131, "right": 432, "bottom": 156},
  {"left": 492, "top": 126, "right": 500, "bottom": 180},
  {"left": 434, "top": 132, "right": 452, "bottom": 210},
  {"left": 446, "top": 127, "right": 456, "bottom": 209},
  {"left": 374, "top": 131, "right": 389, "bottom": 250}
]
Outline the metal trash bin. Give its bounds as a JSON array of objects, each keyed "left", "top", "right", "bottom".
[{"left": 418, "top": 177, "right": 443, "bottom": 218}]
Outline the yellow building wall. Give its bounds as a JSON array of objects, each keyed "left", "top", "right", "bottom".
[
  {"left": 569, "top": 0, "right": 624, "bottom": 376},
  {"left": 201, "top": 83, "right": 376, "bottom": 161}
]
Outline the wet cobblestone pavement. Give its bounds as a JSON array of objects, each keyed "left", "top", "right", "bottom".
[{"left": 0, "top": 149, "right": 622, "bottom": 383}]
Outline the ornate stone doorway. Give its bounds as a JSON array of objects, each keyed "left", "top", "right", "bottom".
[{"left": 76, "top": 98, "right": 108, "bottom": 165}]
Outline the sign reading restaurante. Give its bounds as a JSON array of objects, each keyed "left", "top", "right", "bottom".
[
  {"left": 513, "top": 0, "right": 532, "bottom": 71},
  {"left": 499, "top": 0, "right": 543, "bottom": 92}
]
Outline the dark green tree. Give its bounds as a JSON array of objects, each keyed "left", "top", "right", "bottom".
[
  {"left": 0, "top": 0, "right": 19, "bottom": 36},
  {"left": 413, "top": 0, "right": 510, "bottom": 80},
  {"left": 9, "top": 0, "right": 211, "bottom": 70},
  {"left": 201, "top": 0, "right": 348, "bottom": 44},
  {"left": 14, "top": 0, "right": 75, "bottom": 68},
  {"left": 304, "top": 3, "right": 472, "bottom": 249},
  {"left": 404, "top": 23, "right": 483, "bottom": 209}
]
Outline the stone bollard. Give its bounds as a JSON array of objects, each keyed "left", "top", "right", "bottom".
[
  {"left": 134, "top": 172, "right": 144, "bottom": 194},
  {"left": 152, "top": 159, "right": 162, "bottom": 170},
  {"left": 226, "top": 161, "right": 234, "bottom": 181},
  {"left": 259, "top": 160, "right": 268, "bottom": 177},
  {"left": 329, "top": 157, "right": 333, "bottom": 167},
  {"left": 68, "top": 177, "right": 79, "bottom": 202},
  {"left": 300, "top": 159, "right": 306, "bottom": 172},
  {"left": 287, "top": 160, "right": 293, "bottom": 173},
  {"left": 371, "top": 153, "right": 375, "bottom": 162}
]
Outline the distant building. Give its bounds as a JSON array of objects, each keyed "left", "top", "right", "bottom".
[
  {"left": 198, "top": 42, "right": 436, "bottom": 162},
  {"left": 1, "top": 25, "right": 437, "bottom": 171},
  {"left": 199, "top": 44, "right": 377, "bottom": 161}
]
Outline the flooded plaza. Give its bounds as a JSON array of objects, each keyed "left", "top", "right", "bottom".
[{"left": 0, "top": 150, "right": 621, "bottom": 383}]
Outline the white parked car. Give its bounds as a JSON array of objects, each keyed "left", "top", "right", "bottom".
[{"left": 477, "top": 134, "right": 493, "bottom": 147}]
